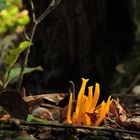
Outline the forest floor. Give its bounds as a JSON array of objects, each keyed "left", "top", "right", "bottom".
[{"left": 0, "top": 90, "right": 140, "bottom": 140}]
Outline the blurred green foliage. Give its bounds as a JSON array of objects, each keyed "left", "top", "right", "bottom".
[
  {"left": 1, "top": 41, "right": 31, "bottom": 87},
  {"left": 0, "top": 0, "right": 30, "bottom": 62},
  {"left": 0, "top": 0, "right": 10, "bottom": 11},
  {"left": 0, "top": 1, "right": 44, "bottom": 88},
  {"left": 0, "top": 38, "right": 43, "bottom": 88},
  {"left": 0, "top": 0, "right": 30, "bottom": 34},
  {"left": 0, "top": 0, "right": 32, "bottom": 87}
]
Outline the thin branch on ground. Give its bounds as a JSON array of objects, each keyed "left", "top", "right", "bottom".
[{"left": 0, "top": 121, "right": 140, "bottom": 136}]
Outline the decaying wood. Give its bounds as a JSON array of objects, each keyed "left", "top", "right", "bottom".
[{"left": 0, "top": 121, "right": 140, "bottom": 139}]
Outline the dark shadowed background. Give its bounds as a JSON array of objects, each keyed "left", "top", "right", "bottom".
[{"left": 22, "top": 0, "right": 135, "bottom": 100}]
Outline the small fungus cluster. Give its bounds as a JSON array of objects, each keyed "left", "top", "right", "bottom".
[{"left": 67, "top": 78, "right": 111, "bottom": 126}]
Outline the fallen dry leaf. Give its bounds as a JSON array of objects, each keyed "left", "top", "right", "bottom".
[
  {"left": 24, "top": 93, "right": 66, "bottom": 105},
  {"left": 0, "top": 90, "right": 29, "bottom": 119},
  {"left": 0, "top": 114, "right": 11, "bottom": 121},
  {"left": 27, "top": 98, "right": 44, "bottom": 112},
  {"left": 31, "top": 107, "right": 54, "bottom": 121},
  {"left": 43, "top": 93, "right": 66, "bottom": 105},
  {"left": 109, "top": 99, "right": 129, "bottom": 125}
]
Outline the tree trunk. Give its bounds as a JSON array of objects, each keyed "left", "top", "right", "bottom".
[{"left": 23, "top": 0, "right": 135, "bottom": 99}]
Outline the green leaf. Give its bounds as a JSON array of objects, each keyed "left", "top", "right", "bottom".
[
  {"left": 27, "top": 114, "right": 48, "bottom": 124},
  {"left": 6, "top": 41, "right": 32, "bottom": 68},
  {"left": 22, "top": 66, "right": 43, "bottom": 74},
  {"left": 4, "top": 66, "right": 43, "bottom": 87}
]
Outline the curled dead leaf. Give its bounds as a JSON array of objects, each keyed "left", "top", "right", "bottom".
[
  {"left": 31, "top": 107, "right": 54, "bottom": 121},
  {"left": 0, "top": 91, "right": 29, "bottom": 119},
  {"left": 108, "top": 98, "right": 130, "bottom": 128}
]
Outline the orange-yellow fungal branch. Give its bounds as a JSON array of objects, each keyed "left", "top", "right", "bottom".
[
  {"left": 75, "top": 78, "right": 89, "bottom": 118},
  {"left": 89, "top": 83, "right": 100, "bottom": 113},
  {"left": 67, "top": 92, "right": 73, "bottom": 124},
  {"left": 95, "top": 95, "right": 111, "bottom": 126},
  {"left": 85, "top": 86, "right": 93, "bottom": 125},
  {"left": 67, "top": 78, "right": 111, "bottom": 126},
  {"left": 86, "top": 86, "right": 93, "bottom": 112}
]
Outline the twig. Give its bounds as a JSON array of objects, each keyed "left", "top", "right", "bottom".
[
  {"left": 30, "top": 0, "right": 36, "bottom": 23},
  {"left": 20, "top": 122, "right": 140, "bottom": 135},
  {"left": 0, "top": 121, "right": 140, "bottom": 136},
  {"left": 36, "top": 0, "right": 61, "bottom": 24},
  {"left": 23, "top": 28, "right": 30, "bottom": 41},
  {"left": 17, "top": 0, "right": 36, "bottom": 90},
  {"left": 105, "top": 117, "right": 122, "bottom": 129},
  {"left": 17, "top": 0, "right": 61, "bottom": 90}
]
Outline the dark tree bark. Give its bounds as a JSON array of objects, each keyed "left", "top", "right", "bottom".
[{"left": 22, "top": 0, "right": 135, "bottom": 100}]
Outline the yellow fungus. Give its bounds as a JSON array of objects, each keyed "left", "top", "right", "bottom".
[
  {"left": 85, "top": 86, "right": 93, "bottom": 125},
  {"left": 95, "top": 96, "right": 111, "bottom": 126},
  {"left": 67, "top": 78, "right": 111, "bottom": 127},
  {"left": 67, "top": 92, "right": 73, "bottom": 124},
  {"left": 89, "top": 83, "right": 100, "bottom": 113},
  {"left": 75, "top": 78, "right": 89, "bottom": 118}
]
